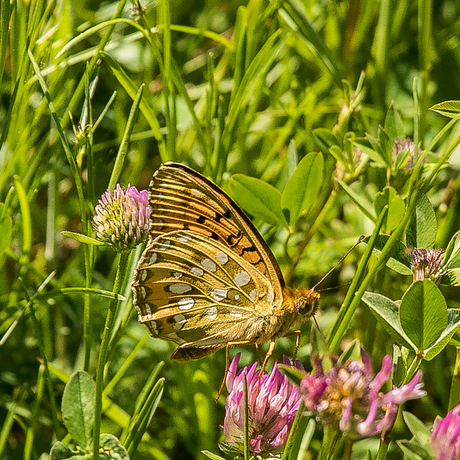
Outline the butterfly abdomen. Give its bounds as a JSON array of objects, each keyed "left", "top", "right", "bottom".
[{"left": 171, "top": 346, "right": 223, "bottom": 362}]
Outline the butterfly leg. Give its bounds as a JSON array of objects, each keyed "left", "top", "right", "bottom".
[
  {"left": 277, "top": 329, "right": 302, "bottom": 362},
  {"left": 254, "top": 343, "right": 263, "bottom": 365},
  {"left": 250, "top": 339, "right": 277, "bottom": 397},
  {"left": 291, "top": 329, "right": 301, "bottom": 362},
  {"left": 260, "top": 338, "right": 276, "bottom": 374},
  {"left": 215, "top": 339, "right": 255, "bottom": 403},
  {"left": 215, "top": 344, "right": 231, "bottom": 403}
]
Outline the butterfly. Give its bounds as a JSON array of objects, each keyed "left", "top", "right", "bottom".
[{"left": 131, "top": 162, "right": 320, "bottom": 371}]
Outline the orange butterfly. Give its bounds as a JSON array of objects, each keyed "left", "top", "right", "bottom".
[{"left": 131, "top": 163, "right": 319, "bottom": 371}]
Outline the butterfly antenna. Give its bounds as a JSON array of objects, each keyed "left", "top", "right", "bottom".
[{"left": 312, "top": 235, "right": 365, "bottom": 291}]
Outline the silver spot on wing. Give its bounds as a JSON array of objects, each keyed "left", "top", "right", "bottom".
[
  {"left": 190, "top": 266, "right": 204, "bottom": 277},
  {"left": 178, "top": 297, "right": 195, "bottom": 310},
  {"left": 169, "top": 283, "right": 192, "bottom": 294},
  {"left": 230, "top": 312, "right": 242, "bottom": 318},
  {"left": 234, "top": 271, "right": 250, "bottom": 287},
  {"left": 204, "top": 307, "right": 218, "bottom": 320},
  {"left": 160, "top": 240, "right": 170, "bottom": 251},
  {"left": 173, "top": 314, "right": 186, "bottom": 330},
  {"left": 210, "top": 288, "right": 228, "bottom": 301},
  {"left": 201, "top": 258, "right": 217, "bottom": 273},
  {"left": 216, "top": 251, "right": 229, "bottom": 265}
]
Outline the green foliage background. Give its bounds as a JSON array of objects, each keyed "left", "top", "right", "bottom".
[{"left": 2, "top": 0, "right": 460, "bottom": 459}]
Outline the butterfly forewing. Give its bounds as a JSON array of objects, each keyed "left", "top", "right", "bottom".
[
  {"left": 148, "top": 162, "right": 285, "bottom": 298},
  {"left": 132, "top": 230, "right": 278, "bottom": 349},
  {"left": 131, "top": 162, "right": 320, "bottom": 364}
]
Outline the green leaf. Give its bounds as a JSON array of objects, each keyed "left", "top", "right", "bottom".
[
  {"left": 227, "top": 174, "right": 286, "bottom": 227},
  {"left": 392, "top": 346, "right": 408, "bottom": 387},
  {"left": 125, "top": 378, "right": 164, "bottom": 457},
  {"left": 425, "top": 309, "right": 460, "bottom": 360},
  {"left": 394, "top": 146, "right": 412, "bottom": 170},
  {"left": 337, "top": 179, "right": 375, "bottom": 221},
  {"left": 373, "top": 186, "right": 405, "bottom": 232},
  {"left": 327, "top": 145, "right": 346, "bottom": 166},
  {"left": 396, "top": 440, "right": 433, "bottom": 460},
  {"left": 61, "top": 231, "right": 105, "bottom": 246},
  {"left": 442, "top": 229, "right": 460, "bottom": 269},
  {"left": 365, "top": 235, "right": 412, "bottom": 275},
  {"left": 338, "top": 339, "right": 362, "bottom": 365},
  {"left": 0, "top": 0, "right": 10, "bottom": 86},
  {"left": 62, "top": 371, "right": 96, "bottom": 449},
  {"left": 36, "top": 287, "right": 125, "bottom": 302},
  {"left": 312, "top": 128, "right": 341, "bottom": 156},
  {"left": 406, "top": 195, "right": 437, "bottom": 249},
  {"left": 99, "top": 51, "right": 163, "bottom": 145},
  {"left": 442, "top": 268, "right": 460, "bottom": 286},
  {"left": 286, "top": 141, "right": 298, "bottom": 179},
  {"left": 400, "top": 280, "right": 446, "bottom": 352},
  {"left": 376, "top": 125, "right": 393, "bottom": 166},
  {"left": 99, "top": 434, "right": 129, "bottom": 460},
  {"left": 201, "top": 451, "right": 227, "bottom": 460},
  {"left": 49, "top": 442, "right": 84, "bottom": 460},
  {"left": 353, "top": 142, "right": 388, "bottom": 168},
  {"left": 281, "top": 152, "right": 324, "bottom": 226},
  {"left": 402, "top": 412, "right": 433, "bottom": 451},
  {"left": 384, "top": 104, "right": 406, "bottom": 142},
  {"left": 278, "top": 365, "right": 306, "bottom": 387},
  {"left": 430, "top": 100, "right": 460, "bottom": 118},
  {"left": 0, "top": 203, "right": 12, "bottom": 256},
  {"left": 361, "top": 292, "right": 414, "bottom": 349},
  {"left": 14, "top": 175, "right": 32, "bottom": 256}
]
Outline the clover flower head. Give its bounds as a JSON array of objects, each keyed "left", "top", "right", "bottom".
[
  {"left": 393, "top": 139, "right": 419, "bottom": 169},
  {"left": 411, "top": 248, "right": 446, "bottom": 284},
  {"left": 221, "top": 353, "right": 302, "bottom": 456},
  {"left": 431, "top": 404, "right": 460, "bottom": 460},
  {"left": 300, "top": 350, "right": 426, "bottom": 438},
  {"left": 92, "top": 184, "right": 149, "bottom": 253}
]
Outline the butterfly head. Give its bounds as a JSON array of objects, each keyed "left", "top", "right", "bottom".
[
  {"left": 295, "top": 287, "right": 320, "bottom": 316},
  {"left": 283, "top": 286, "right": 320, "bottom": 319}
]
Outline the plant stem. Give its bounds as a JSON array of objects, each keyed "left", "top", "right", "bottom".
[
  {"left": 282, "top": 400, "right": 305, "bottom": 460},
  {"left": 243, "top": 371, "right": 249, "bottom": 460},
  {"left": 93, "top": 252, "right": 129, "bottom": 460},
  {"left": 318, "top": 425, "right": 341, "bottom": 460},
  {"left": 448, "top": 347, "right": 460, "bottom": 410}
]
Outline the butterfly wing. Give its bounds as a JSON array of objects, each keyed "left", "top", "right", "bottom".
[
  {"left": 147, "top": 162, "right": 286, "bottom": 298},
  {"left": 132, "top": 230, "right": 279, "bottom": 354}
]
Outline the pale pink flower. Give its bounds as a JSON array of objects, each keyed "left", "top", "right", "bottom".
[
  {"left": 92, "top": 184, "right": 149, "bottom": 252},
  {"left": 431, "top": 404, "right": 460, "bottom": 460},
  {"left": 221, "top": 353, "right": 302, "bottom": 456},
  {"left": 300, "top": 351, "right": 426, "bottom": 437}
]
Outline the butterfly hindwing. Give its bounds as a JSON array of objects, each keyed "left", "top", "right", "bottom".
[{"left": 132, "top": 230, "right": 278, "bottom": 348}]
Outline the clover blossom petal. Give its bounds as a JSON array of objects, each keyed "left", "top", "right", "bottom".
[
  {"left": 221, "top": 353, "right": 302, "bottom": 456},
  {"left": 92, "top": 184, "right": 149, "bottom": 253},
  {"left": 299, "top": 350, "right": 426, "bottom": 439},
  {"left": 411, "top": 248, "right": 446, "bottom": 284},
  {"left": 381, "top": 371, "right": 425, "bottom": 405},
  {"left": 431, "top": 404, "right": 460, "bottom": 460}
]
